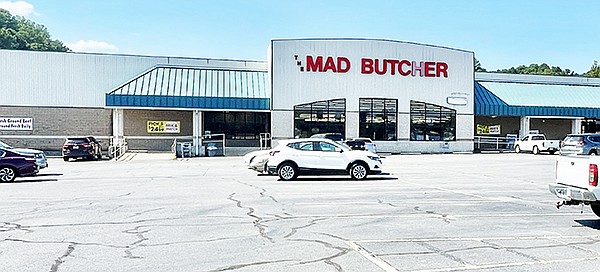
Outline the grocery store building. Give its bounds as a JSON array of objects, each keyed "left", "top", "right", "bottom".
[{"left": 2, "top": 38, "right": 600, "bottom": 156}]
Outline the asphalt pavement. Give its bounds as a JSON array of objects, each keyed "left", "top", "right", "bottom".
[{"left": 1, "top": 153, "right": 599, "bottom": 272}]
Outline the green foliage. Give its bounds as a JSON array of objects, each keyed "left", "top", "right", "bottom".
[
  {"left": 584, "top": 61, "right": 600, "bottom": 78},
  {"left": 0, "top": 8, "right": 68, "bottom": 52},
  {"left": 496, "top": 63, "right": 576, "bottom": 76},
  {"left": 474, "top": 58, "right": 487, "bottom": 72}
]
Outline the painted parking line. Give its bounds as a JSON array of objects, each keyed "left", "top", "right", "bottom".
[{"left": 347, "top": 235, "right": 600, "bottom": 272}]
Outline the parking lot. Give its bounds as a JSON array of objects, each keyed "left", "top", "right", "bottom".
[{"left": 1, "top": 153, "right": 600, "bottom": 271}]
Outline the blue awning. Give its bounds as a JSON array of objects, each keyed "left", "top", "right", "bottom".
[
  {"left": 106, "top": 66, "right": 269, "bottom": 110},
  {"left": 475, "top": 81, "right": 600, "bottom": 117}
]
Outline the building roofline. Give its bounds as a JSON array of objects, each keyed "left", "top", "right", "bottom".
[
  {"left": 476, "top": 72, "right": 600, "bottom": 87},
  {"left": 0, "top": 49, "right": 267, "bottom": 64},
  {"left": 271, "top": 37, "right": 474, "bottom": 54}
]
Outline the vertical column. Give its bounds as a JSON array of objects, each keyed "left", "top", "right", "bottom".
[
  {"left": 193, "top": 110, "right": 203, "bottom": 156},
  {"left": 519, "top": 116, "right": 530, "bottom": 137},
  {"left": 572, "top": 118, "right": 582, "bottom": 134},
  {"left": 112, "top": 108, "right": 124, "bottom": 144}
]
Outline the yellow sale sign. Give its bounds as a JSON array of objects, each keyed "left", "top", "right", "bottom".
[{"left": 147, "top": 121, "right": 180, "bottom": 133}]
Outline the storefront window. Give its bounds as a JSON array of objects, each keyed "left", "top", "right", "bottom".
[
  {"left": 410, "top": 100, "right": 456, "bottom": 141},
  {"left": 294, "top": 99, "right": 346, "bottom": 138},
  {"left": 204, "top": 112, "right": 270, "bottom": 140},
  {"left": 359, "top": 98, "right": 397, "bottom": 141}
]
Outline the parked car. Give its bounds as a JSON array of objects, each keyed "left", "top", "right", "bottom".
[
  {"left": 345, "top": 138, "right": 377, "bottom": 154},
  {"left": 266, "top": 138, "right": 383, "bottom": 181},
  {"left": 310, "top": 133, "right": 344, "bottom": 143},
  {"left": 0, "top": 148, "right": 39, "bottom": 182},
  {"left": 559, "top": 133, "right": 600, "bottom": 155},
  {"left": 514, "top": 134, "right": 560, "bottom": 154},
  {"left": 0, "top": 140, "right": 47, "bottom": 169},
  {"left": 243, "top": 149, "right": 272, "bottom": 173},
  {"left": 62, "top": 137, "right": 102, "bottom": 161}
]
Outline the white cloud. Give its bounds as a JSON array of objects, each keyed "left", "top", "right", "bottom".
[
  {"left": 66, "top": 40, "right": 119, "bottom": 53},
  {"left": 0, "top": 1, "right": 35, "bottom": 16}
]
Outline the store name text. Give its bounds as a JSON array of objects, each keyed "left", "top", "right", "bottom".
[{"left": 295, "top": 55, "right": 449, "bottom": 78}]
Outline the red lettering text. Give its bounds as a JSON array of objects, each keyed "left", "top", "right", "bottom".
[
  {"left": 436, "top": 62, "right": 448, "bottom": 77},
  {"left": 306, "top": 56, "right": 323, "bottom": 72},
  {"left": 361, "top": 58, "right": 374, "bottom": 74}
]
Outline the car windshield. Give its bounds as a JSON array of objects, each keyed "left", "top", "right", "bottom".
[{"left": 0, "top": 141, "right": 12, "bottom": 149}]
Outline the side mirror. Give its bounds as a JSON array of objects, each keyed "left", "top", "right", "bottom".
[{"left": 335, "top": 147, "right": 343, "bottom": 153}]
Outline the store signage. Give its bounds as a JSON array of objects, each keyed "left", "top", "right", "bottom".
[
  {"left": 147, "top": 121, "right": 180, "bottom": 133},
  {"left": 477, "top": 124, "right": 501, "bottom": 135},
  {"left": 0, "top": 117, "right": 33, "bottom": 130},
  {"left": 294, "top": 55, "right": 449, "bottom": 77}
]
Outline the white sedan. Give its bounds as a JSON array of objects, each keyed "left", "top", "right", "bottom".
[
  {"left": 242, "top": 149, "right": 271, "bottom": 173},
  {"left": 266, "top": 138, "right": 383, "bottom": 181}
]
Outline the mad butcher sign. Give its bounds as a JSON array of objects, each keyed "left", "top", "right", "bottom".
[{"left": 294, "top": 55, "right": 449, "bottom": 78}]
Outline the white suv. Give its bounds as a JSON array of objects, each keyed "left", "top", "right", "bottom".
[{"left": 266, "top": 138, "right": 383, "bottom": 181}]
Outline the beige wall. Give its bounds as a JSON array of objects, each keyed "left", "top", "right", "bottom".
[
  {"left": 123, "top": 109, "right": 193, "bottom": 151},
  {"left": 0, "top": 106, "right": 111, "bottom": 153}
]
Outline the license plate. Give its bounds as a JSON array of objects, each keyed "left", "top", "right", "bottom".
[{"left": 73, "top": 146, "right": 79, "bottom": 149}]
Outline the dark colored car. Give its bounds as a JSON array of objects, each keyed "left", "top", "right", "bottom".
[
  {"left": 559, "top": 133, "right": 600, "bottom": 155},
  {"left": 0, "top": 148, "right": 39, "bottom": 182},
  {"left": 310, "top": 133, "right": 344, "bottom": 142},
  {"left": 62, "top": 137, "right": 102, "bottom": 161}
]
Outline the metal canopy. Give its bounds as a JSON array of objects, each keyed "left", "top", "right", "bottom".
[
  {"left": 106, "top": 66, "right": 269, "bottom": 110},
  {"left": 475, "top": 81, "right": 600, "bottom": 118}
]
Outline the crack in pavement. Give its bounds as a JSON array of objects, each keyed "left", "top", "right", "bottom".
[
  {"left": 208, "top": 259, "right": 296, "bottom": 272},
  {"left": 479, "top": 239, "right": 542, "bottom": 261},
  {"left": 283, "top": 218, "right": 329, "bottom": 239},
  {"left": 414, "top": 206, "right": 452, "bottom": 224},
  {"left": 0, "top": 222, "right": 33, "bottom": 233},
  {"left": 228, "top": 193, "right": 274, "bottom": 243},
  {"left": 49, "top": 243, "right": 75, "bottom": 272},
  {"left": 122, "top": 226, "right": 149, "bottom": 259},
  {"left": 417, "top": 241, "right": 472, "bottom": 267},
  {"left": 2, "top": 238, "right": 126, "bottom": 249},
  {"left": 289, "top": 238, "right": 350, "bottom": 272},
  {"left": 126, "top": 208, "right": 165, "bottom": 219}
]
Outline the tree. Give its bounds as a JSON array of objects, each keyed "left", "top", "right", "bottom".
[
  {"left": 0, "top": 8, "right": 68, "bottom": 52},
  {"left": 474, "top": 58, "right": 487, "bottom": 72},
  {"left": 496, "top": 63, "right": 577, "bottom": 76},
  {"left": 584, "top": 61, "right": 600, "bottom": 78}
]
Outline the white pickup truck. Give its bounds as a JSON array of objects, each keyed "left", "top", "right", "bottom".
[
  {"left": 514, "top": 134, "right": 560, "bottom": 155},
  {"left": 550, "top": 155, "right": 600, "bottom": 217}
]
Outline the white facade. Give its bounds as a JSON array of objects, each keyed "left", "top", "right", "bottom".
[
  {"left": 269, "top": 38, "right": 475, "bottom": 153},
  {"left": 0, "top": 49, "right": 267, "bottom": 108}
]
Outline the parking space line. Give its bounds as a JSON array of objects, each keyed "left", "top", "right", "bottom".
[{"left": 345, "top": 241, "right": 399, "bottom": 272}]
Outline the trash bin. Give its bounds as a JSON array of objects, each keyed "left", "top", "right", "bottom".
[
  {"left": 203, "top": 141, "right": 223, "bottom": 156},
  {"left": 206, "top": 143, "right": 217, "bottom": 157}
]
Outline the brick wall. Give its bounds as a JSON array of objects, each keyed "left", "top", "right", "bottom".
[{"left": 0, "top": 106, "right": 111, "bottom": 154}]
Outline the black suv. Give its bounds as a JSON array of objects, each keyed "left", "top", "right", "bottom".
[{"left": 62, "top": 137, "right": 102, "bottom": 161}]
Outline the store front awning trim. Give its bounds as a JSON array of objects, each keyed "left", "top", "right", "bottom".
[
  {"left": 475, "top": 81, "right": 600, "bottom": 118},
  {"left": 105, "top": 66, "right": 269, "bottom": 110}
]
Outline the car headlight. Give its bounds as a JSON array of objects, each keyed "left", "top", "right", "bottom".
[{"left": 367, "top": 156, "right": 381, "bottom": 163}]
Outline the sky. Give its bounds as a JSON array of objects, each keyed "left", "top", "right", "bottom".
[{"left": 1, "top": 0, "right": 599, "bottom": 74}]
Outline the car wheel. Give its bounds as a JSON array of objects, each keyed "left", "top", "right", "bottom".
[
  {"left": 350, "top": 163, "right": 368, "bottom": 180},
  {"left": 63, "top": 157, "right": 69, "bottom": 162},
  {"left": 591, "top": 204, "right": 600, "bottom": 217},
  {"left": 590, "top": 150, "right": 597, "bottom": 156},
  {"left": 278, "top": 163, "right": 298, "bottom": 181},
  {"left": 532, "top": 146, "right": 539, "bottom": 155},
  {"left": 0, "top": 166, "right": 16, "bottom": 182},
  {"left": 549, "top": 151, "right": 556, "bottom": 155},
  {"left": 515, "top": 145, "right": 521, "bottom": 153}
]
